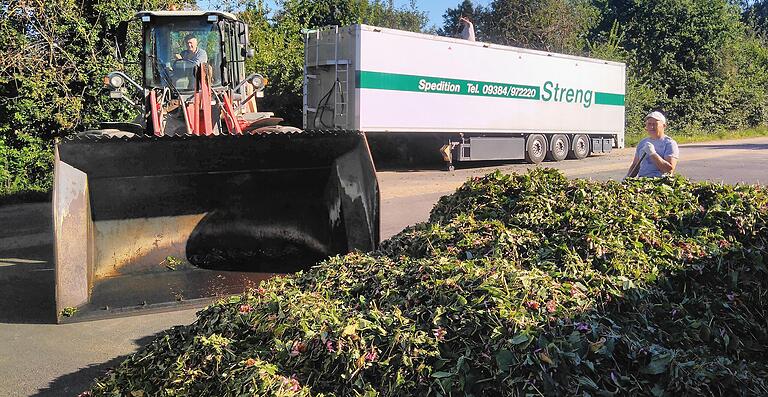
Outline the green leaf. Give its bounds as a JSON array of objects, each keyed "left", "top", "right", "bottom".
[
  {"left": 495, "top": 350, "right": 514, "bottom": 372},
  {"left": 510, "top": 333, "right": 529, "bottom": 345},
  {"left": 651, "top": 384, "right": 665, "bottom": 397},
  {"left": 641, "top": 352, "right": 673, "bottom": 375},
  {"left": 342, "top": 322, "right": 358, "bottom": 336},
  {"left": 578, "top": 376, "right": 600, "bottom": 391}
]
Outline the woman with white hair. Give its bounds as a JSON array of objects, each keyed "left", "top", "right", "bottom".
[{"left": 625, "top": 111, "right": 679, "bottom": 178}]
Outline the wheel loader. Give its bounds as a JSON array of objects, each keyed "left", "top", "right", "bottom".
[{"left": 53, "top": 10, "right": 379, "bottom": 323}]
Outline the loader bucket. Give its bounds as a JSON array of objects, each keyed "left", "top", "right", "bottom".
[{"left": 53, "top": 131, "right": 379, "bottom": 322}]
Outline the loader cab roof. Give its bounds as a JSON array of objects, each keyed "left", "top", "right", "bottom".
[{"left": 135, "top": 10, "right": 239, "bottom": 21}]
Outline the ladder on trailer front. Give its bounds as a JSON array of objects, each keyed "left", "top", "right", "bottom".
[{"left": 303, "top": 26, "right": 350, "bottom": 130}]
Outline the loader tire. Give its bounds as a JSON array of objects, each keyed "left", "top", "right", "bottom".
[
  {"left": 525, "top": 134, "right": 547, "bottom": 164},
  {"left": 249, "top": 125, "right": 303, "bottom": 134},
  {"left": 77, "top": 129, "right": 136, "bottom": 139}
]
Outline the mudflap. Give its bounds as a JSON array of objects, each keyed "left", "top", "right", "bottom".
[{"left": 53, "top": 131, "right": 379, "bottom": 323}]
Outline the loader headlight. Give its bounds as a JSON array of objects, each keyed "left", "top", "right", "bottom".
[
  {"left": 106, "top": 73, "right": 125, "bottom": 89},
  {"left": 250, "top": 74, "right": 267, "bottom": 91},
  {"left": 110, "top": 75, "right": 124, "bottom": 88},
  {"left": 104, "top": 73, "right": 125, "bottom": 89}
]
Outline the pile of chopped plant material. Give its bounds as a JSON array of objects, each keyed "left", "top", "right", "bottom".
[{"left": 87, "top": 169, "right": 768, "bottom": 396}]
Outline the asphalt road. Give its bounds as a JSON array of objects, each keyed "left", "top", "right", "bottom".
[
  {"left": 0, "top": 137, "right": 766, "bottom": 396},
  {"left": 379, "top": 137, "right": 767, "bottom": 237}
]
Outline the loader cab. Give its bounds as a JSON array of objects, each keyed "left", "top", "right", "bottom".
[{"left": 135, "top": 11, "right": 249, "bottom": 93}]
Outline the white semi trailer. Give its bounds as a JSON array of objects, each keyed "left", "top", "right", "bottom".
[{"left": 304, "top": 25, "right": 626, "bottom": 170}]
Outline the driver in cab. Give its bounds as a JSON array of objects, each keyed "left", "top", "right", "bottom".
[{"left": 175, "top": 34, "right": 208, "bottom": 65}]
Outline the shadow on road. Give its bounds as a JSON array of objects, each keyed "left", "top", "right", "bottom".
[
  {"left": 375, "top": 153, "right": 617, "bottom": 173},
  {"left": 0, "top": 191, "right": 49, "bottom": 207},
  {"left": 29, "top": 334, "right": 157, "bottom": 397},
  {"left": 0, "top": 246, "right": 56, "bottom": 324},
  {"left": 0, "top": 202, "right": 57, "bottom": 324},
  {"left": 376, "top": 159, "right": 528, "bottom": 173}
]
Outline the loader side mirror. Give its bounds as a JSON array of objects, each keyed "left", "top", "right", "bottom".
[
  {"left": 115, "top": 21, "right": 129, "bottom": 61},
  {"left": 245, "top": 48, "right": 255, "bottom": 58}
]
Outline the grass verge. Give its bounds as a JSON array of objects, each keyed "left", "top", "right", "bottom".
[{"left": 626, "top": 126, "right": 768, "bottom": 147}]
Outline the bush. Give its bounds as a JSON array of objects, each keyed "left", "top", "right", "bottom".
[
  {"left": 588, "top": 21, "right": 660, "bottom": 134},
  {"left": 591, "top": 0, "right": 768, "bottom": 132},
  {"left": 0, "top": 132, "right": 53, "bottom": 196},
  {"left": 87, "top": 169, "right": 768, "bottom": 396}
]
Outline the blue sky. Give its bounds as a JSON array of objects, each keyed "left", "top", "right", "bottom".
[
  {"left": 199, "top": 1, "right": 489, "bottom": 29},
  {"left": 401, "top": 0, "right": 489, "bottom": 29}
]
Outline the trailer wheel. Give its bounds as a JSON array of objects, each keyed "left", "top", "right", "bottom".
[
  {"left": 568, "top": 134, "right": 590, "bottom": 160},
  {"left": 525, "top": 134, "right": 547, "bottom": 164},
  {"left": 546, "top": 134, "right": 569, "bottom": 162}
]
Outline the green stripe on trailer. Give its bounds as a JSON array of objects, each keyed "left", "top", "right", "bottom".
[
  {"left": 357, "top": 71, "right": 540, "bottom": 100},
  {"left": 594, "top": 92, "right": 625, "bottom": 106},
  {"left": 356, "top": 70, "right": 624, "bottom": 108}
]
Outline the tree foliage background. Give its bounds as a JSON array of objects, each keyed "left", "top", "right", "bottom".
[
  {"left": 2, "top": 0, "right": 768, "bottom": 195},
  {"left": 240, "top": 0, "right": 428, "bottom": 126}
]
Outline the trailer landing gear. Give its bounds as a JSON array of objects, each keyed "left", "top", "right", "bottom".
[{"left": 440, "top": 143, "right": 456, "bottom": 171}]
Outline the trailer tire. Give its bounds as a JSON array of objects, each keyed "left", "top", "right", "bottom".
[
  {"left": 546, "top": 134, "right": 569, "bottom": 162},
  {"left": 525, "top": 134, "right": 547, "bottom": 164},
  {"left": 569, "top": 134, "right": 590, "bottom": 160}
]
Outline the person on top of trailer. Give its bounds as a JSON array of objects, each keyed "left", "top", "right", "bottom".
[
  {"left": 625, "top": 111, "right": 679, "bottom": 178},
  {"left": 459, "top": 16, "right": 476, "bottom": 41},
  {"left": 176, "top": 34, "right": 208, "bottom": 65}
]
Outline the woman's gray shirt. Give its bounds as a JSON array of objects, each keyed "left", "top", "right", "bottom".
[{"left": 635, "top": 136, "right": 679, "bottom": 177}]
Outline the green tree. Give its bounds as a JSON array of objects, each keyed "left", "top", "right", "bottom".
[
  {"left": 712, "top": 28, "right": 768, "bottom": 129},
  {"left": 0, "top": 0, "right": 187, "bottom": 195},
  {"left": 240, "top": 0, "right": 429, "bottom": 126},
  {"left": 592, "top": 0, "right": 749, "bottom": 130},
  {"left": 743, "top": 0, "right": 768, "bottom": 34},
  {"left": 437, "top": 0, "right": 487, "bottom": 39},
  {"left": 0, "top": 132, "right": 53, "bottom": 194},
  {"left": 588, "top": 21, "right": 660, "bottom": 133},
  {"left": 479, "top": 0, "right": 598, "bottom": 54}
]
